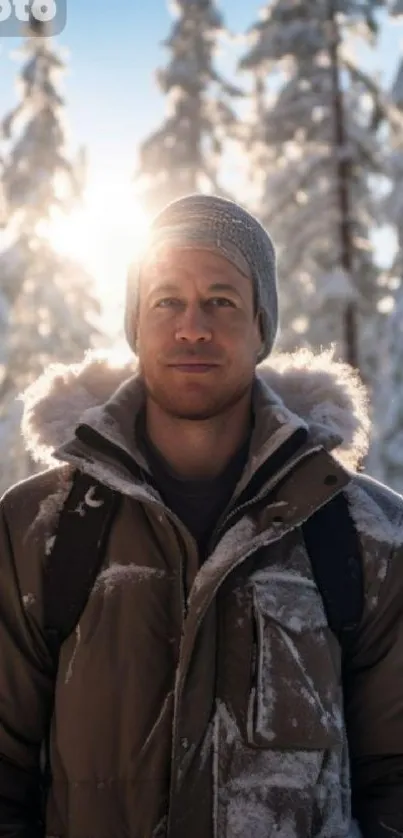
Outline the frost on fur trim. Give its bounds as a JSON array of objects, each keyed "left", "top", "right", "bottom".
[
  {"left": 260, "top": 347, "right": 370, "bottom": 469},
  {"left": 20, "top": 348, "right": 134, "bottom": 468},
  {"left": 19, "top": 345, "right": 370, "bottom": 471}
]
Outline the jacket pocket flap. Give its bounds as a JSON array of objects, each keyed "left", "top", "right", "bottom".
[{"left": 251, "top": 569, "right": 327, "bottom": 632}]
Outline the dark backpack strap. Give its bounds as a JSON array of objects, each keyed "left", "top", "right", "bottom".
[
  {"left": 43, "top": 470, "right": 120, "bottom": 661},
  {"left": 302, "top": 490, "right": 363, "bottom": 643}
]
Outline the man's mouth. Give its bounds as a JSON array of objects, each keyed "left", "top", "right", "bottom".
[{"left": 168, "top": 362, "right": 220, "bottom": 372}]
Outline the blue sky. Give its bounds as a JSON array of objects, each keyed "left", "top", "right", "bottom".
[
  {"left": 0, "top": 0, "right": 265, "bottom": 179},
  {"left": 0, "top": 0, "right": 402, "bottom": 182}
]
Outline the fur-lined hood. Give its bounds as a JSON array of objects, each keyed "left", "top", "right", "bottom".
[{"left": 20, "top": 347, "right": 370, "bottom": 472}]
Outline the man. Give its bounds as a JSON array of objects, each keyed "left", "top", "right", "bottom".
[{"left": 0, "top": 194, "right": 402, "bottom": 838}]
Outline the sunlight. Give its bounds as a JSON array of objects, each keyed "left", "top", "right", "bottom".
[{"left": 42, "top": 171, "right": 151, "bottom": 334}]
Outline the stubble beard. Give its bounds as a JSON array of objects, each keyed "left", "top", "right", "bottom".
[{"left": 144, "top": 373, "right": 252, "bottom": 422}]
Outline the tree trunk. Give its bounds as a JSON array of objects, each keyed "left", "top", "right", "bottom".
[{"left": 327, "top": 1, "right": 359, "bottom": 370}]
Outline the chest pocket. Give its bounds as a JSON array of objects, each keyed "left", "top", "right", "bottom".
[{"left": 247, "top": 568, "right": 343, "bottom": 750}]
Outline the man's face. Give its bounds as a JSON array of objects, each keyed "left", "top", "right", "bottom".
[{"left": 135, "top": 246, "right": 262, "bottom": 420}]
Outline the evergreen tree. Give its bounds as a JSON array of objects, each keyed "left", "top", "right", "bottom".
[
  {"left": 369, "top": 281, "right": 403, "bottom": 491},
  {"left": 239, "top": 0, "right": 388, "bottom": 375},
  {"left": 390, "top": 0, "right": 403, "bottom": 16},
  {"left": 368, "top": 54, "right": 403, "bottom": 488},
  {"left": 137, "top": 0, "right": 241, "bottom": 214},
  {"left": 385, "top": 56, "right": 403, "bottom": 280},
  {"left": 0, "top": 18, "right": 100, "bottom": 494}
]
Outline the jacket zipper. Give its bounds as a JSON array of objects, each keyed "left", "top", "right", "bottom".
[
  {"left": 74, "top": 424, "right": 322, "bottom": 611},
  {"left": 248, "top": 616, "right": 259, "bottom": 742},
  {"left": 175, "top": 527, "right": 190, "bottom": 619},
  {"left": 206, "top": 442, "right": 324, "bottom": 558}
]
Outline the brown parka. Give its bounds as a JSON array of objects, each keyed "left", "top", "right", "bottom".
[{"left": 0, "top": 349, "right": 403, "bottom": 838}]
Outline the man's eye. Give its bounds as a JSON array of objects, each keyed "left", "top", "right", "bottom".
[
  {"left": 155, "top": 298, "right": 180, "bottom": 308},
  {"left": 210, "top": 297, "right": 236, "bottom": 307}
]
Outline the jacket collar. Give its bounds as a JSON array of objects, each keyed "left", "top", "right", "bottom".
[
  {"left": 21, "top": 346, "right": 370, "bottom": 475},
  {"left": 20, "top": 345, "right": 369, "bottom": 509},
  {"left": 52, "top": 367, "right": 352, "bottom": 523}
]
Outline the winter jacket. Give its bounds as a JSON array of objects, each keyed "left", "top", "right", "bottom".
[{"left": 0, "top": 349, "right": 403, "bottom": 838}]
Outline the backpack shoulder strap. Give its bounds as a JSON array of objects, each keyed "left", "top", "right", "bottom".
[
  {"left": 302, "top": 490, "right": 364, "bottom": 643},
  {"left": 43, "top": 470, "right": 120, "bottom": 660}
]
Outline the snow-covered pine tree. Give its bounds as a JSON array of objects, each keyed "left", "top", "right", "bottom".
[
  {"left": 368, "top": 55, "right": 403, "bottom": 489},
  {"left": 239, "top": 0, "right": 388, "bottom": 376},
  {"left": 385, "top": 56, "right": 403, "bottom": 281},
  {"left": 368, "top": 279, "right": 403, "bottom": 490},
  {"left": 0, "top": 17, "right": 100, "bottom": 494},
  {"left": 136, "top": 0, "right": 241, "bottom": 214},
  {"left": 389, "top": 0, "right": 403, "bottom": 16}
]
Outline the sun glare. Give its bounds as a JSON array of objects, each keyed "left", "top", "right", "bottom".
[{"left": 43, "top": 172, "right": 151, "bottom": 335}]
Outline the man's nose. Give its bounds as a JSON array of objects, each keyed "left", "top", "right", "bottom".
[{"left": 175, "top": 303, "right": 212, "bottom": 343}]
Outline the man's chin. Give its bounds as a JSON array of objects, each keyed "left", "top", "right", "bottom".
[
  {"left": 146, "top": 380, "right": 251, "bottom": 421},
  {"left": 163, "top": 403, "right": 221, "bottom": 421}
]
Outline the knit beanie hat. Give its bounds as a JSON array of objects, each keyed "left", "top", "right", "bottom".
[{"left": 125, "top": 194, "right": 278, "bottom": 363}]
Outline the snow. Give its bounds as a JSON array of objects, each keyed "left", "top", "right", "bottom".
[
  {"left": 369, "top": 276, "right": 403, "bottom": 491},
  {"left": 45, "top": 535, "right": 56, "bottom": 556},
  {"left": 29, "top": 471, "right": 73, "bottom": 534},
  {"left": 94, "top": 562, "right": 166, "bottom": 595},
  {"left": 226, "top": 800, "right": 297, "bottom": 838},
  {"left": 215, "top": 700, "right": 241, "bottom": 747},
  {"left": 0, "top": 22, "right": 99, "bottom": 494},
  {"left": 390, "top": 0, "right": 403, "bottom": 19},
  {"left": 229, "top": 754, "right": 319, "bottom": 792},
  {"left": 278, "top": 626, "right": 330, "bottom": 724},
  {"left": 151, "top": 816, "right": 168, "bottom": 838},
  {"left": 136, "top": 0, "right": 240, "bottom": 213},
  {"left": 238, "top": 0, "right": 387, "bottom": 363},
  {"left": 22, "top": 593, "right": 35, "bottom": 609},
  {"left": 346, "top": 480, "right": 403, "bottom": 546},
  {"left": 393, "top": 58, "right": 403, "bottom": 107},
  {"left": 64, "top": 624, "right": 81, "bottom": 684},
  {"left": 253, "top": 600, "right": 276, "bottom": 740},
  {"left": 218, "top": 747, "right": 348, "bottom": 835},
  {"left": 251, "top": 568, "right": 316, "bottom": 588}
]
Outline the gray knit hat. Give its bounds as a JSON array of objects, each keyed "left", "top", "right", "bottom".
[{"left": 125, "top": 194, "right": 278, "bottom": 363}]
